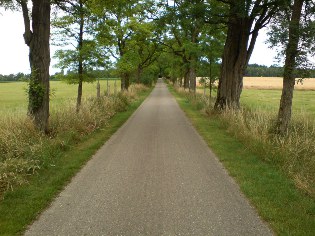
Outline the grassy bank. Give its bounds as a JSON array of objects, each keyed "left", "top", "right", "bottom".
[
  {"left": 170, "top": 86, "right": 315, "bottom": 235},
  {"left": 0, "top": 85, "right": 151, "bottom": 235}
]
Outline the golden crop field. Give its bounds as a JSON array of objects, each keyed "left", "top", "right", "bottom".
[
  {"left": 196, "top": 77, "right": 315, "bottom": 117},
  {"left": 243, "top": 77, "right": 315, "bottom": 90},
  {"left": 197, "top": 77, "right": 315, "bottom": 90}
]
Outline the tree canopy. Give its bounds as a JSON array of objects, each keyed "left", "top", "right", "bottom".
[{"left": 0, "top": 0, "right": 314, "bottom": 133}]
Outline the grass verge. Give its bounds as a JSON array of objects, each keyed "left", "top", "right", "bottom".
[
  {"left": 0, "top": 87, "right": 152, "bottom": 236},
  {"left": 169, "top": 86, "right": 315, "bottom": 235}
]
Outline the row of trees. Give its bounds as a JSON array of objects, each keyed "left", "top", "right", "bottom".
[
  {"left": 0, "top": 0, "right": 163, "bottom": 132},
  {"left": 159, "top": 0, "right": 314, "bottom": 134},
  {"left": 2, "top": 64, "right": 314, "bottom": 83},
  {"left": 0, "top": 73, "right": 29, "bottom": 82},
  {"left": 0, "top": 0, "right": 314, "bottom": 135},
  {"left": 245, "top": 64, "right": 315, "bottom": 77},
  {"left": 245, "top": 64, "right": 286, "bottom": 77}
]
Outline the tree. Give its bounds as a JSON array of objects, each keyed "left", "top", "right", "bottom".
[
  {"left": 131, "top": 21, "right": 161, "bottom": 84},
  {"left": 214, "top": 0, "right": 282, "bottom": 109},
  {"left": 199, "top": 22, "right": 226, "bottom": 97},
  {"left": 0, "top": 0, "right": 12, "bottom": 7},
  {"left": 18, "top": 0, "right": 51, "bottom": 132},
  {"left": 93, "top": 0, "right": 143, "bottom": 91},
  {"left": 53, "top": 0, "right": 100, "bottom": 111},
  {"left": 0, "top": 0, "right": 72, "bottom": 132},
  {"left": 245, "top": 64, "right": 285, "bottom": 77},
  {"left": 160, "top": 0, "right": 207, "bottom": 93},
  {"left": 157, "top": 51, "right": 184, "bottom": 85},
  {"left": 269, "top": 0, "right": 315, "bottom": 134}
]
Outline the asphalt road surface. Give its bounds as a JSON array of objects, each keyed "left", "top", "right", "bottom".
[{"left": 25, "top": 79, "right": 272, "bottom": 235}]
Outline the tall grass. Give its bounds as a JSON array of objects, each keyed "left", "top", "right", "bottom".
[
  {"left": 0, "top": 84, "right": 148, "bottom": 196},
  {"left": 176, "top": 87, "right": 315, "bottom": 197}
]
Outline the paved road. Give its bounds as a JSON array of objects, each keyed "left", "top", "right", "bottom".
[{"left": 25, "top": 80, "right": 272, "bottom": 235}]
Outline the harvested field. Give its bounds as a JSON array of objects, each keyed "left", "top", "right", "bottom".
[
  {"left": 243, "top": 77, "right": 315, "bottom": 90},
  {"left": 197, "top": 77, "right": 315, "bottom": 90}
]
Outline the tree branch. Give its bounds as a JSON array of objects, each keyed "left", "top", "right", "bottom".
[{"left": 19, "top": 0, "right": 32, "bottom": 46}]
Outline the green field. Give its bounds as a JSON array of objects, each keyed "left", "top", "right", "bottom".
[
  {"left": 198, "top": 88, "right": 315, "bottom": 119},
  {"left": 2, "top": 82, "right": 315, "bottom": 119},
  {"left": 0, "top": 80, "right": 120, "bottom": 114},
  {"left": 241, "top": 89, "right": 315, "bottom": 118}
]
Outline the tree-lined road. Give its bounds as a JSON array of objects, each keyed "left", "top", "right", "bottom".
[{"left": 25, "top": 80, "right": 272, "bottom": 235}]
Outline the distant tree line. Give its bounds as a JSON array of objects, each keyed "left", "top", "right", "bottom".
[
  {"left": 0, "top": 69, "right": 117, "bottom": 82},
  {"left": 245, "top": 64, "right": 284, "bottom": 77},
  {"left": 2, "top": 64, "right": 314, "bottom": 82},
  {"left": 0, "top": 73, "right": 29, "bottom": 82},
  {"left": 245, "top": 64, "right": 315, "bottom": 77},
  {"left": 50, "top": 69, "right": 117, "bottom": 81}
]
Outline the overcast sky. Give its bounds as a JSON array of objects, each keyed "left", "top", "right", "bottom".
[{"left": 0, "top": 9, "right": 279, "bottom": 75}]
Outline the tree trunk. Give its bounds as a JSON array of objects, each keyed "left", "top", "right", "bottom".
[
  {"left": 188, "top": 58, "right": 196, "bottom": 93},
  {"left": 125, "top": 74, "right": 130, "bottom": 91},
  {"left": 214, "top": 0, "right": 275, "bottom": 110},
  {"left": 215, "top": 15, "right": 252, "bottom": 109},
  {"left": 22, "top": 0, "right": 51, "bottom": 133},
  {"left": 76, "top": 59, "right": 83, "bottom": 112},
  {"left": 121, "top": 73, "right": 130, "bottom": 91},
  {"left": 209, "top": 59, "right": 212, "bottom": 98},
  {"left": 277, "top": 0, "right": 304, "bottom": 135},
  {"left": 76, "top": 78, "right": 83, "bottom": 112},
  {"left": 136, "top": 66, "right": 142, "bottom": 84},
  {"left": 184, "top": 68, "right": 189, "bottom": 90},
  {"left": 209, "top": 79, "right": 212, "bottom": 98},
  {"left": 76, "top": 0, "right": 84, "bottom": 111},
  {"left": 189, "top": 25, "right": 198, "bottom": 93},
  {"left": 121, "top": 74, "right": 126, "bottom": 91},
  {"left": 97, "top": 80, "right": 100, "bottom": 98}
]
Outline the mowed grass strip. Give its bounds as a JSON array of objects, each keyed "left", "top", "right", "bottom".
[
  {"left": 169, "top": 86, "right": 315, "bottom": 235},
  {"left": 0, "top": 87, "right": 151, "bottom": 236}
]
